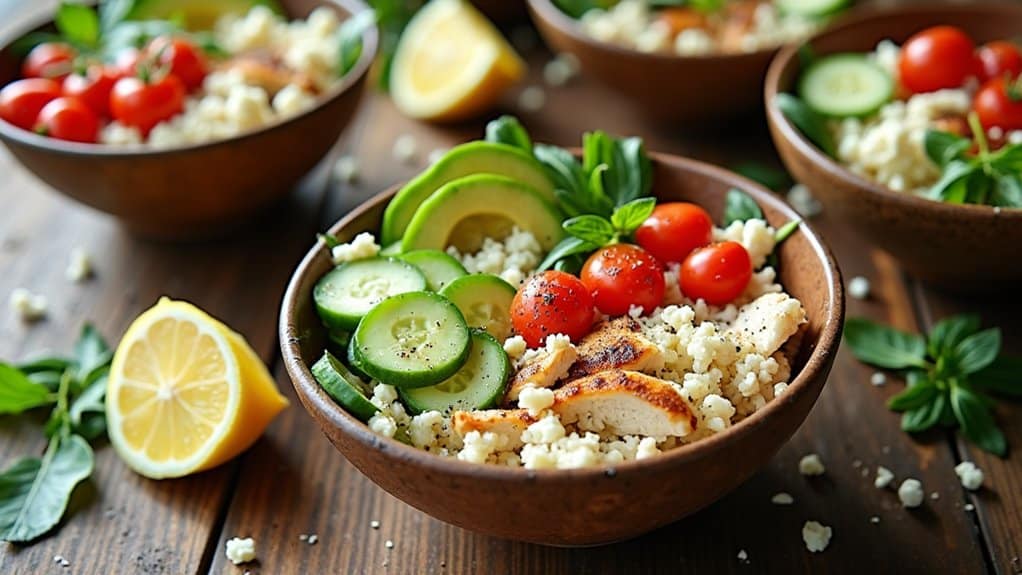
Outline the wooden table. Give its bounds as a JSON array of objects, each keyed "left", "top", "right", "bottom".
[{"left": 2, "top": 10, "right": 1021, "bottom": 575}]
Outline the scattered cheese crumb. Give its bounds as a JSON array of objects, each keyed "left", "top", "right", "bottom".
[
  {"left": 65, "top": 247, "right": 93, "bottom": 282},
  {"left": 517, "top": 86, "right": 546, "bottom": 112},
  {"left": 799, "top": 453, "right": 826, "bottom": 476},
  {"left": 870, "top": 371, "right": 887, "bottom": 386},
  {"left": 307, "top": 534, "right": 318, "bottom": 545},
  {"left": 518, "top": 386, "right": 556, "bottom": 416},
  {"left": 802, "top": 521, "right": 832, "bottom": 552},
  {"left": 331, "top": 232, "right": 380, "bottom": 263},
  {"left": 370, "top": 520, "right": 380, "bottom": 529},
  {"left": 737, "top": 549, "right": 748, "bottom": 562},
  {"left": 898, "top": 478, "right": 925, "bottom": 508},
  {"left": 333, "top": 154, "right": 359, "bottom": 183},
  {"left": 9, "top": 288, "right": 47, "bottom": 322},
  {"left": 385, "top": 540, "right": 394, "bottom": 549},
  {"left": 225, "top": 537, "right": 257, "bottom": 565},
  {"left": 773, "top": 382, "right": 788, "bottom": 396},
  {"left": 299, "top": 534, "right": 308, "bottom": 541},
  {"left": 870, "top": 516, "right": 880, "bottom": 524},
  {"left": 786, "top": 184, "right": 822, "bottom": 218},
  {"left": 964, "top": 503, "right": 975, "bottom": 511},
  {"left": 848, "top": 276, "right": 871, "bottom": 300},
  {"left": 543, "top": 54, "right": 578, "bottom": 86},
  {"left": 392, "top": 134, "right": 417, "bottom": 164},
  {"left": 771, "top": 492, "right": 794, "bottom": 505},
  {"left": 852, "top": 459, "right": 862, "bottom": 468},
  {"left": 954, "top": 461, "right": 984, "bottom": 491},
  {"left": 930, "top": 492, "right": 940, "bottom": 500},
  {"left": 875, "top": 466, "right": 894, "bottom": 489}
]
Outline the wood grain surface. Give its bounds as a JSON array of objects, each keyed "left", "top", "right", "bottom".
[{"left": 1, "top": 4, "right": 1021, "bottom": 574}]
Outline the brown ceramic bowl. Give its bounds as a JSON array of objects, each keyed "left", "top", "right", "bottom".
[
  {"left": 0, "top": 0, "right": 376, "bottom": 240},
  {"left": 766, "top": 2, "right": 1022, "bottom": 292},
  {"left": 526, "top": 0, "right": 807, "bottom": 123},
  {"left": 280, "top": 151, "right": 845, "bottom": 546}
]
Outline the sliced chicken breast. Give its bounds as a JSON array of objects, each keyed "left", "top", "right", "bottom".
[
  {"left": 727, "top": 293, "right": 806, "bottom": 357},
  {"left": 451, "top": 409, "right": 538, "bottom": 449},
  {"left": 567, "top": 317, "right": 664, "bottom": 380},
  {"left": 505, "top": 345, "right": 578, "bottom": 402}
]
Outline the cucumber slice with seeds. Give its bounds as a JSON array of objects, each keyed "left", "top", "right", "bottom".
[
  {"left": 799, "top": 54, "right": 893, "bottom": 118},
  {"left": 351, "top": 291, "right": 471, "bottom": 388},
  {"left": 440, "top": 274, "right": 516, "bottom": 341},
  {"left": 400, "top": 330, "right": 510, "bottom": 414},
  {"left": 314, "top": 257, "right": 426, "bottom": 331},
  {"left": 311, "top": 351, "right": 379, "bottom": 422},
  {"left": 399, "top": 249, "right": 468, "bottom": 291}
]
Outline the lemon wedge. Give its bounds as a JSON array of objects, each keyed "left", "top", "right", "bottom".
[
  {"left": 391, "top": 0, "right": 525, "bottom": 122},
  {"left": 106, "top": 298, "right": 288, "bottom": 479}
]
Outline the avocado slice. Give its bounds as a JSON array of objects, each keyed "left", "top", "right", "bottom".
[
  {"left": 381, "top": 141, "right": 555, "bottom": 245},
  {"left": 401, "top": 174, "right": 564, "bottom": 254},
  {"left": 123, "top": 0, "right": 284, "bottom": 30}
]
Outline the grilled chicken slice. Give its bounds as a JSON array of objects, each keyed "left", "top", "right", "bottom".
[
  {"left": 218, "top": 55, "right": 317, "bottom": 97},
  {"left": 505, "top": 345, "right": 578, "bottom": 402},
  {"left": 451, "top": 409, "right": 538, "bottom": 449},
  {"left": 727, "top": 293, "right": 806, "bottom": 357},
  {"left": 552, "top": 370, "right": 697, "bottom": 437},
  {"left": 567, "top": 317, "right": 663, "bottom": 381}
]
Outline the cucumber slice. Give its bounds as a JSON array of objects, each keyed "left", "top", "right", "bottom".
[
  {"left": 439, "top": 274, "right": 516, "bottom": 341},
  {"left": 380, "top": 242, "right": 403, "bottom": 256},
  {"left": 311, "top": 351, "right": 380, "bottom": 422},
  {"left": 776, "top": 0, "right": 849, "bottom": 18},
  {"left": 326, "top": 330, "right": 351, "bottom": 355},
  {"left": 798, "top": 54, "right": 893, "bottom": 118},
  {"left": 399, "top": 250, "right": 468, "bottom": 291},
  {"left": 314, "top": 257, "right": 427, "bottom": 331},
  {"left": 400, "top": 330, "right": 510, "bottom": 414},
  {"left": 776, "top": 93, "right": 837, "bottom": 157},
  {"left": 351, "top": 291, "right": 471, "bottom": 388}
]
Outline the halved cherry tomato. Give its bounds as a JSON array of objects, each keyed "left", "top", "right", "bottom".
[
  {"left": 511, "top": 270, "right": 594, "bottom": 347},
  {"left": 898, "top": 26, "right": 976, "bottom": 94},
  {"left": 110, "top": 73, "right": 185, "bottom": 135},
  {"left": 680, "top": 241, "right": 752, "bottom": 306},
  {"left": 148, "top": 36, "right": 207, "bottom": 92},
  {"left": 36, "top": 97, "right": 98, "bottom": 143},
  {"left": 0, "top": 78, "right": 62, "bottom": 130},
  {"left": 974, "top": 77, "right": 1022, "bottom": 131},
  {"left": 581, "top": 244, "right": 664, "bottom": 317},
  {"left": 63, "top": 66, "right": 119, "bottom": 117},
  {"left": 634, "top": 202, "right": 713, "bottom": 264},
  {"left": 21, "top": 42, "right": 76, "bottom": 80},
  {"left": 977, "top": 41, "right": 1022, "bottom": 83}
]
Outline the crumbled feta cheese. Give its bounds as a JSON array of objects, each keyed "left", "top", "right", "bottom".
[
  {"left": 930, "top": 492, "right": 940, "bottom": 500},
  {"left": 370, "top": 520, "right": 380, "bottom": 529},
  {"left": 99, "top": 122, "right": 142, "bottom": 145},
  {"left": 898, "top": 478, "right": 925, "bottom": 508},
  {"left": 773, "top": 382, "right": 789, "bottom": 396},
  {"left": 368, "top": 413, "right": 398, "bottom": 438},
  {"left": 954, "top": 461, "right": 984, "bottom": 491},
  {"left": 517, "top": 86, "right": 546, "bottom": 112},
  {"left": 875, "top": 466, "right": 894, "bottom": 489},
  {"left": 870, "top": 371, "right": 887, "bottom": 386},
  {"left": 307, "top": 534, "right": 318, "bottom": 544},
  {"left": 870, "top": 516, "right": 880, "bottom": 524},
  {"left": 786, "top": 184, "right": 822, "bottom": 218},
  {"left": 771, "top": 492, "right": 794, "bottom": 505},
  {"left": 333, "top": 154, "right": 359, "bottom": 184},
  {"left": 272, "top": 84, "right": 316, "bottom": 116},
  {"left": 799, "top": 453, "right": 826, "bottom": 476},
  {"left": 674, "top": 28, "right": 715, "bottom": 55},
  {"left": 331, "top": 232, "right": 380, "bottom": 263},
  {"left": 802, "top": 521, "right": 832, "bottom": 552},
  {"left": 65, "top": 247, "right": 93, "bottom": 282},
  {"left": 543, "top": 55, "right": 577, "bottom": 86},
  {"left": 848, "top": 276, "right": 871, "bottom": 300},
  {"left": 518, "top": 386, "right": 556, "bottom": 416},
  {"left": 392, "top": 134, "right": 417, "bottom": 164},
  {"left": 385, "top": 540, "right": 395, "bottom": 549},
  {"left": 225, "top": 537, "right": 257, "bottom": 564},
  {"left": 409, "top": 411, "right": 445, "bottom": 449},
  {"left": 737, "top": 549, "right": 748, "bottom": 562},
  {"left": 458, "top": 431, "right": 509, "bottom": 464},
  {"left": 635, "top": 437, "right": 660, "bottom": 460},
  {"left": 627, "top": 304, "right": 645, "bottom": 319},
  {"left": 521, "top": 413, "right": 566, "bottom": 445},
  {"left": 503, "top": 335, "right": 528, "bottom": 359},
  {"left": 447, "top": 228, "right": 543, "bottom": 288},
  {"left": 964, "top": 503, "right": 975, "bottom": 511},
  {"left": 9, "top": 288, "right": 47, "bottom": 322}
]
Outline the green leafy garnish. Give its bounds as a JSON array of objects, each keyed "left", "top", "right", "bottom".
[
  {"left": 337, "top": 8, "right": 375, "bottom": 77},
  {"left": 924, "top": 113, "right": 1022, "bottom": 207},
  {"left": 724, "top": 188, "right": 764, "bottom": 224},
  {"left": 369, "top": 0, "right": 424, "bottom": 91},
  {"left": 485, "top": 115, "right": 533, "bottom": 154},
  {"left": 776, "top": 93, "right": 836, "bottom": 157},
  {"left": 56, "top": 2, "right": 101, "bottom": 48},
  {"left": 843, "top": 315, "right": 1019, "bottom": 456},
  {"left": 0, "top": 325, "right": 112, "bottom": 543}
]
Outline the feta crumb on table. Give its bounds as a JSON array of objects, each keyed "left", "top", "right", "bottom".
[
  {"left": 385, "top": 540, "right": 395, "bottom": 549},
  {"left": 370, "top": 520, "right": 380, "bottom": 529},
  {"left": 771, "top": 492, "right": 794, "bottom": 505},
  {"left": 9, "top": 288, "right": 47, "bottom": 322},
  {"left": 964, "top": 503, "right": 975, "bottom": 511},
  {"left": 225, "top": 537, "right": 257, "bottom": 565},
  {"left": 954, "top": 461, "right": 984, "bottom": 491},
  {"left": 898, "top": 478, "right": 925, "bottom": 508},
  {"left": 65, "top": 247, "right": 94, "bottom": 282},
  {"left": 848, "top": 276, "right": 871, "bottom": 300},
  {"left": 870, "top": 372, "right": 887, "bottom": 387},
  {"left": 737, "top": 549, "right": 748, "bottom": 561},
  {"left": 392, "top": 134, "right": 418, "bottom": 164},
  {"left": 333, "top": 155, "right": 359, "bottom": 184},
  {"left": 802, "top": 521, "right": 832, "bottom": 552},
  {"left": 786, "top": 184, "right": 822, "bottom": 218},
  {"left": 799, "top": 453, "right": 825, "bottom": 476},
  {"left": 870, "top": 516, "right": 880, "bottom": 524},
  {"left": 875, "top": 466, "right": 894, "bottom": 489},
  {"left": 543, "top": 55, "right": 578, "bottom": 86},
  {"left": 517, "top": 86, "right": 546, "bottom": 112}
]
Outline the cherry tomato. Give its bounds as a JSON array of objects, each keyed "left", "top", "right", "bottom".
[
  {"left": 581, "top": 244, "right": 665, "bottom": 317},
  {"left": 977, "top": 41, "right": 1022, "bottom": 83},
  {"left": 110, "top": 73, "right": 185, "bottom": 135},
  {"left": 63, "top": 66, "right": 119, "bottom": 117},
  {"left": 0, "top": 78, "right": 62, "bottom": 130},
  {"left": 634, "top": 202, "right": 713, "bottom": 264},
  {"left": 35, "top": 97, "right": 98, "bottom": 143},
  {"left": 511, "top": 270, "right": 594, "bottom": 347},
  {"left": 147, "top": 36, "right": 208, "bottom": 92},
  {"left": 679, "top": 241, "right": 752, "bottom": 306},
  {"left": 21, "top": 42, "right": 76, "bottom": 80},
  {"left": 973, "top": 77, "right": 1022, "bottom": 131},
  {"left": 898, "top": 26, "right": 976, "bottom": 94}
]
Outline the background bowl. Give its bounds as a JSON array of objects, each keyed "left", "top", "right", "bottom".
[
  {"left": 766, "top": 2, "right": 1022, "bottom": 292},
  {"left": 526, "top": 0, "right": 792, "bottom": 124},
  {"left": 0, "top": 0, "right": 376, "bottom": 240},
  {"left": 280, "top": 152, "right": 844, "bottom": 546}
]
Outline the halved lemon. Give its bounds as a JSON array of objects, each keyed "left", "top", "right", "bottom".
[
  {"left": 106, "top": 298, "right": 288, "bottom": 479},
  {"left": 390, "top": 0, "right": 525, "bottom": 122}
]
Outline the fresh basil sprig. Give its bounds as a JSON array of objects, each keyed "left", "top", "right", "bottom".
[
  {"left": 924, "top": 113, "right": 1022, "bottom": 207},
  {"left": 486, "top": 115, "right": 532, "bottom": 153},
  {"left": 843, "top": 315, "right": 1019, "bottom": 456},
  {"left": 0, "top": 325, "right": 112, "bottom": 543},
  {"left": 337, "top": 8, "right": 375, "bottom": 77}
]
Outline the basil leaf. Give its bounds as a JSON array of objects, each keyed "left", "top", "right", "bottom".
[
  {"left": 609, "top": 136, "right": 650, "bottom": 206},
  {"left": 338, "top": 8, "right": 374, "bottom": 76},
  {"left": 965, "top": 171, "right": 993, "bottom": 205},
  {"left": 317, "top": 233, "right": 341, "bottom": 249},
  {"left": 843, "top": 317, "right": 928, "bottom": 369},
  {"left": 988, "top": 142, "right": 1022, "bottom": 172},
  {"left": 535, "top": 144, "right": 588, "bottom": 210},
  {"left": 774, "top": 219, "right": 801, "bottom": 244},
  {"left": 73, "top": 414, "right": 107, "bottom": 441},
  {"left": 733, "top": 162, "right": 792, "bottom": 191},
  {"left": 17, "top": 357, "right": 73, "bottom": 375},
  {"left": 776, "top": 93, "right": 836, "bottom": 157},
  {"left": 0, "top": 364, "right": 54, "bottom": 415},
  {"left": 923, "top": 130, "right": 970, "bottom": 167},
  {"left": 723, "top": 188, "right": 763, "bottom": 225},
  {"left": 56, "top": 2, "right": 100, "bottom": 47},
  {"left": 0, "top": 435, "right": 94, "bottom": 542},
  {"left": 991, "top": 173, "right": 1022, "bottom": 208},
  {"left": 485, "top": 115, "right": 533, "bottom": 153},
  {"left": 536, "top": 236, "right": 598, "bottom": 272},
  {"left": 562, "top": 215, "right": 616, "bottom": 246},
  {"left": 954, "top": 327, "right": 1001, "bottom": 374},
  {"left": 74, "top": 324, "right": 111, "bottom": 387},
  {"left": 553, "top": 254, "right": 584, "bottom": 275},
  {"left": 582, "top": 131, "right": 611, "bottom": 178},
  {"left": 610, "top": 197, "right": 655, "bottom": 234},
  {"left": 971, "top": 356, "right": 1022, "bottom": 397},
  {"left": 901, "top": 392, "right": 945, "bottom": 432},
  {"left": 69, "top": 375, "right": 106, "bottom": 428},
  {"left": 927, "top": 314, "right": 981, "bottom": 358},
  {"left": 927, "top": 160, "right": 976, "bottom": 203},
  {"left": 887, "top": 377, "right": 938, "bottom": 411},
  {"left": 951, "top": 385, "right": 1007, "bottom": 456}
]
